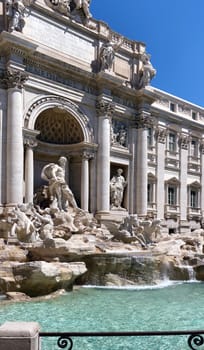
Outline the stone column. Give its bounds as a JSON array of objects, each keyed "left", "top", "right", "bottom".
[
  {"left": 5, "top": 69, "right": 27, "bottom": 205},
  {"left": 129, "top": 127, "right": 137, "bottom": 214},
  {"left": 135, "top": 112, "right": 150, "bottom": 216},
  {"left": 0, "top": 322, "right": 40, "bottom": 350},
  {"left": 23, "top": 130, "right": 38, "bottom": 204},
  {"left": 179, "top": 133, "right": 190, "bottom": 230},
  {"left": 96, "top": 100, "right": 114, "bottom": 213},
  {"left": 81, "top": 151, "right": 92, "bottom": 212},
  {"left": 156, "top": 126, "right": 167, "bottom": 219}
]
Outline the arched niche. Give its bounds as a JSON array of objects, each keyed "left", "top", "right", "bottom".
[{"left": 24, "top": 96, "right": 94, "bottom": 207}]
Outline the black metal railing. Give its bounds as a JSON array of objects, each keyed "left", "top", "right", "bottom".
[{"left": 40, "top": 330, "right": 204, "bottom": 350}]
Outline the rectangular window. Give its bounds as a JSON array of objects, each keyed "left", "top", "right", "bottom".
[
  {"left": 147, "top": 183, "right": 153, "bottom": 204},
  {"left": 147, "top": 128, "right": 153, "bottom": 148},
  {"left": 168, "top": 133, "right": 176, "bottom": 152},
  {"left": 192, "top": 112, "right": 197, "bottom": 120},
  {"left": 190, "top": 190, "right": 198, "bottom": 208},
  {"left": 190, "top": 140, "right": 197, "bottom": 157},
  {"left": 170, "top": 103, "right": 175, "bottom": 112},
  {"left": 168, "top": 186, "right": 176, "bottom": 205}
]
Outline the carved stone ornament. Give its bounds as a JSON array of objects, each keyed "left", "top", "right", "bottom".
[
  {"left": 5, "top": 0, "right": 34, "bottom": 32},
  {"left": 3, "top": 69, "right": 28, "bottom": 89},
  {"left": 44, "top": 0, "right": 70, "bottom": 15},
  {"left": 81, "top": 150, "right": 94, "bottom": 160},
  {"left": 135, "top": 113, "right": 155, "bottom": 129},
  {"left": 155, "top": 127, "right": 167, "bottom": 144},
  {"left": 133, "top": 53, "right": 156, "bottom": 90},
  {"left": 99, "top": 36, "right": 124, "bottom": 72},
  {"left": 24, "top": 136, "right": 38, "bottom": 148},
  {"left": 111, "top": 120, "right": 128, "bottom": 148},
  {"left": 179, "top": 133, "right": 190, "bottom": 150},
  {"left": 44, "top": 0, "right": 93, "bottom": 26},
  {"left": 96, "top": 100, "right": 115, "bottom": 117}
]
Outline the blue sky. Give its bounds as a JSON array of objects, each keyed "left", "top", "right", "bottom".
[{"left": 90, "top": 1, "right": 204, "bottom": 107}]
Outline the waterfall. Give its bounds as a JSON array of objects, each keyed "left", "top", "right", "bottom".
[
  {"left": 185, "top": 265, "right": 196, "bottom": 281},
  {"left": 178, "top": 263, "right": 196, "bottom": 282}
]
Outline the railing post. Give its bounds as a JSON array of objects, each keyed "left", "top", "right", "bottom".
[{"left": 0, "top": 322, "right": 40, "bottom": 350}]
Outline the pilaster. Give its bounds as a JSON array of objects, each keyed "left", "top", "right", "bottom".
[
  {"left": 155, "top": 125, "right": 167, "bottom": 219},
  {"left": 128, "top": 126, "right": 137, "bottom": 214},
  {"left": 135, "top": 111, "right": 153, "bottom": 216},
  {"left": 5, "top": 68, "right": 28, "bottom": 205},
  {"left": 81, "top": 151, "right": 93, "bottom": 212},
  {"left": 179, "top": 132, "right": 190, "bottom": 224},
  {"left": 96, "top": 99, "right": 114, "bottom": 213},
  {"left": 23, "top": 129, "right": 39, "bottom": 204}
]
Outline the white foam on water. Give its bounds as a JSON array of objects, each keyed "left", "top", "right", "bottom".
[{"left": 82, "top": 280, "right": 190, "bottom": 291}]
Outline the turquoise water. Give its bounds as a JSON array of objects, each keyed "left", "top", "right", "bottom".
[{"left": 1, "top": 282, "right": 204, "bottom": 349}]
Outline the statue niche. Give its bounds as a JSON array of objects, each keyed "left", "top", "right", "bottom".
[{"left": 110, "top": 168, "right": 127, "bottom": 210}]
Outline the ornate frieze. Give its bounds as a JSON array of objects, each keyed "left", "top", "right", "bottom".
[
  {"left": 112, "top": 96, "right": 136, "bottom": 109},
  {"left": 24, "top": 60, "right": 95, "bottom": 95},
  {"left": 96, "top": 100, "right": 115, "bottom": 117},
  {"left": 2, "top": 69, "right": 28, "bottom": 89}
]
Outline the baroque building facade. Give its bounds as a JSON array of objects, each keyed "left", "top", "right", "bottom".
[{"left": 0, "top": 0, "right": 203, "bottom": 234}]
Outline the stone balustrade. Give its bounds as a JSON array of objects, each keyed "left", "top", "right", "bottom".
[{"left": 0, "top": 322, "right": 40, "bottom": 350}]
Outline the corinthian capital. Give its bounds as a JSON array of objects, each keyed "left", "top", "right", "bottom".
[
  {"left": 155, "top": 126, "right": 167, "bottom": 144},
  {"left": 3, "top": 69, "right": 28, "bottom": 89},
  {"left": 179, "top": 133, "right": 190, "bottom": 150},
  {"left": 81, "top": 150, "right": 94, "bottom": 160},
  {"left": 96, "top": 100, "right": 115, "bottom": 117},
  {"left": 135, "top": 112, "right": 155, "bottom": 129}
]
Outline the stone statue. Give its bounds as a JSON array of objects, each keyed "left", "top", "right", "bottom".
[
  {"left": 11, "top": 205, "right": 38, "bottom": 243},
  {"left": 44, "top": 0, "right": 93, "bottom": 26},
  {"left": 138, "top": 53, "right": 156, "bottom": 89},
  {"left": 117, "top": 125, "right": 127, "bottom": 147},
  {"left": 41, "top": 156, "right": 78, "bottom": 211},
  {"left": 117, "top": 214, "right": 147, "bottom": 247},
  {"left": 71, "top": 0, "right": 91, "bottom": 20},
  {"left": 110, "top": 168, "right": 127, "bottom": 209},
  {"left": 139, "top": 218, "right": 161, "bottom": 244},
  {"left": 6, "top": 0, "right": 26, "bottom": 32},
  {"left": 44, "top": 0, "right": 70, "bottom": 15},
  {"left": 99, "top": 37, "right": 124, "bottom": 72}
]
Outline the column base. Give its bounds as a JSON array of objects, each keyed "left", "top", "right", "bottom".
[{"left": 95, "top": 210, "right": 128, "bottom": 226}]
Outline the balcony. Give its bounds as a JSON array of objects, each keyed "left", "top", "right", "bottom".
[
  {"left": 165, "top": 150, "right": 180, "bottom": 169},
  {"left": 187, "top": 206, "right": 201, "bottom": 220},
  {"left": 188, "top": 155, "right": 201, "bottom": 173},
  {"left": 164, "top": 204, "right": 180, "bottom": 219}
]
